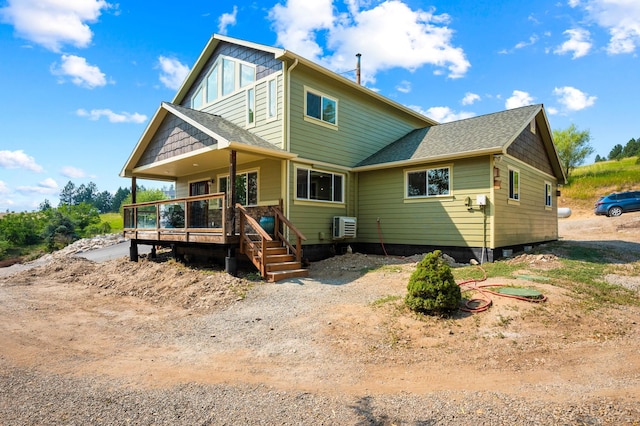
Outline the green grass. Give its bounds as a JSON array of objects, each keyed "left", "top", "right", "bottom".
[
  {"left": 563, "top": 156, "right": 640, "bottom": 204},
  {"left": 100, "top": 213, "right": 123, "bottom": 233},
  {"left": 452, "top": 242, "right": 640, "bottom": 310}
]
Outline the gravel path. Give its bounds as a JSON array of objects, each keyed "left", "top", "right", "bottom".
[
  {"left": 2, "top": 364, "right": 639, "bottom": 425},
  {"left": 1, "top": 221, "right": 640, "bottom": 425}
]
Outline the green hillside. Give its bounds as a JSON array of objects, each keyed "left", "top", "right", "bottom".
[{"left": 560, "top": 156, "right": 640, "bottom": 212}]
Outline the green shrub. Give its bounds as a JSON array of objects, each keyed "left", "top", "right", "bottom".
[{"left": 405, "top": 250, "right": 461, "bottom": 315}]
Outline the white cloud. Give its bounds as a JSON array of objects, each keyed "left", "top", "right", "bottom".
[
  {"left": 515, "top": 35, "right": 539, "bottom": 49},
  {"left": 396, "top": 80, "right": 411, "bottom": 93},
  {"left": 158, "top": 56, "right": 190, "bottom": 90},
  {"left": 411, "top": 105, "right": 475, "bottom": 123},
  {"left": 461, "top": 92, "right": 480, "bottom": 105},
  {"left": 218, "top": 6, "right": 238, "bottom": 35},
  {"left": 76, "top": 108, "right": 147, "bottom": 123},
  {"left": 505, "top": 90, "right": 535, "bottom": 109},
  {"left": 579, "top": 0, "right": 640, "bottom": 54},
  {"left": 0, "top": 150, "right": 44, "bottom": 172},
  {"left": 553, "top": 86, "right": 597, "bottom": 111},
  {"left": 17, "top": 178, "right": 59, "bottom": 195},
  {"left": 61, "top": 166, "right": 87, "bottom": 179},
  {"left": 554, "top": 28, "right": 592, "bottom": 58},
  {"left": 0, "top": 180, "right": 9, "bottom": 194},
  {"left": 546, "top": 106, "right": 559, "bottom": 115},
  {"left": 0, "top": 0, "right": 112, "bottom": 52},
  {"left": 51, "top": 55, "right": 107, "bottom": 89},
  {"left": 269, "top": 0, "right": 470, "bottom": 83}
]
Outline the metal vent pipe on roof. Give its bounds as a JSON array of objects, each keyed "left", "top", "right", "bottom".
[{"left": 356, "top": 53, "right": 361, "bottom": 85}]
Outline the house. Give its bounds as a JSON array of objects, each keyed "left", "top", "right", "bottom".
[{"left": 120, "top": 34, "right": 566, "bottom": 281}]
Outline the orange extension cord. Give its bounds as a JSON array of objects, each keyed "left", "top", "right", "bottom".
[{"left": 458, "top": 266, "right": 548, "bottom": 313}]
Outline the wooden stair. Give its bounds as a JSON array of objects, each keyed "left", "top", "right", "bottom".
[
  {"left": 237, "top": 204, "right": 308, "bottom": 283},
  {"left": 245, "top": 240, "right": 308, "bottom": 282}
]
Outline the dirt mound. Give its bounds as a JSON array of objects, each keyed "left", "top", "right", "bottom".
[{"left": 5, "top": 254, "right": 256, "bottom": 312}]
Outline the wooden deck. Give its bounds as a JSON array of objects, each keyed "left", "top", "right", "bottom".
[{"left": 123, "top": 195, "right": 308, "bottom": 281}]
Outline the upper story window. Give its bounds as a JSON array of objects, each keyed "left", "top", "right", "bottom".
[
  {"left": 509, "top": 168, "right": 520, "bottom": 201},
  {"left": 246, "top": 87, "right": 255, "bottom": 127},
  {"left": 305, "top": 87, "right": 337, "bottom": 126},
  {"left": 406, "top": 166, "right": 450, "bottom": 198},
  {"left": 192, "top": 56, "right": 256, "bottom": 108},
  {"left": 545, "top": 182, "right": 552, "bottom": 207},
  {"left": 267, "top": 78, "right": 277, "bottom": 120},
  {"left": 296, "top": 167, "right": 344, "bottom": 203}
]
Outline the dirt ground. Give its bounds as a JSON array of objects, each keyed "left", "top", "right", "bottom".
[{"left": 1, "top": 208, "right": 639, "bottom": 403}]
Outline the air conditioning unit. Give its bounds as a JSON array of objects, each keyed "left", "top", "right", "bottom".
[{"left": 333, "top": 216, "right": 357, "bottom": 239}]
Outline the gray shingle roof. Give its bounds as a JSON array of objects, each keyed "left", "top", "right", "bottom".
[
  {"left": 164, "top": 102, "right": 286, "bottom": 153},
  {"left": 357, "top": 104, "right": 542, "bottom": 167}
]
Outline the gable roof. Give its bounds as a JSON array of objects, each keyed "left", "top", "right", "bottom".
[
  {"left": 355, "top": 104, "right": 565, "bottom": 181},
  {"left": 172, "top": 34, "right": 438, "bottom": 127},
  {"left": 120, "top": 102, "right": 294, "bottom": 179}
]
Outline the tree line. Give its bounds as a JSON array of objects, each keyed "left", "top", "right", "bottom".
[
  {"left": 595, "top": 138, "right": 640, "bottom": 163},
  {"left": 0, "top": 182, "right": 169, "bottom": 260}
]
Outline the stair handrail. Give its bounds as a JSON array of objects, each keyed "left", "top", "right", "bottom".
[
  {"left": 271, "top": 206, "right": 307, "bottom": 263},
  {"left": 236, "top": 204, "right": 272, "bottom": 277}
]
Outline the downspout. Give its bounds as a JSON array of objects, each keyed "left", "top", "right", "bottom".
[{"left": 284, "top": 58, "right": 299, "bottom": 224}]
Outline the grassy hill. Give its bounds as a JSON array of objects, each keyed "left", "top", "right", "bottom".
[{"left": 559, "top": 156, "right": 640, "bottom": 213}]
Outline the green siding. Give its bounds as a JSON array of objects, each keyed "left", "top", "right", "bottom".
[
  {"left": 288, "top": 69, "right": 429, "bottom": 167},
  {"left": 357, "top": 158, "right": 491, "bottom": 248},
  {"left": 287, "top": 161, "right": 350, "bottom": 245},
  {"left": 492, "top": 158, "right": 558, "bottom": 247},
  {"left": 175, "top": 158, "right": 281, "bottom": 205}
]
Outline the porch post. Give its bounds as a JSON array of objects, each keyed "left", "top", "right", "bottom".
[
  {"left": 226, "top": 150, "right": 238, "bottom": 276},
  {"left": 131, "top": 177, "right": 137, "bottom": 204},
  {"left": 228, "top": 150, "right": 237, "bottom": 235}
]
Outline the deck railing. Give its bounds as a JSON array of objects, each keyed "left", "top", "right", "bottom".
[{"left": 123, "top": 193, "right": 227, "bottom": 242}]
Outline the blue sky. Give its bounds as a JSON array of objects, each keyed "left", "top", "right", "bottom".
[{"left": 1, "top": 0, "right": 639, "bottom": 212}]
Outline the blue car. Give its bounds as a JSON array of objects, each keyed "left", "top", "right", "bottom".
[{"left": 594, "top": 190, "right": 640, "bottom": 217}]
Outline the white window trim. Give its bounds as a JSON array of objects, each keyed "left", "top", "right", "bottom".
[
  {"left": 303, "top": 86, "right": 338, "bottom": 128},
  {"left": 265, "top": 77, "right": 278, "bottom": 122},
  {"left": 246, "top": 86, "right": 256, "bottom": 128},
  {"left": 403, "top": 164, "right": 453, "bottom": 200},
  {"left": 294, "top": 166, "right": 345, "bottom": 204},
  {"left": 191, "top": 55, "right": 256, "bottom": 109},
  {"left": 509, "top": 167, "right": 520, "bottom": 202},
  {"left": 545, "top": 181, "right": 553, "bottom": 208}
]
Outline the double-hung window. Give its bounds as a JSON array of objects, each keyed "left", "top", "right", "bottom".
[
  {"left": 406, "top": 166, "right": 450, "bottom": 198},
  {"left": 509, "top": 168, "right": 520, "bottom": 201},
  {"left": 305, "top": 88, "right": 337, "bottom": 125},
  {"left": 296, "top": 168, "right": 344, "bottom": 203}
]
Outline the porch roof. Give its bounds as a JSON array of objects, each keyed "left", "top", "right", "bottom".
[{"left": 120, "top": 102, "right": 295, "bottom": 180}]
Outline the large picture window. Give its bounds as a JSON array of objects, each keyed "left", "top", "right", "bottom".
[
  {"left": 509, "top": 168, "right": 520, "bottom": 201},
  {"left": 406, "top": 167, "right": 450, "bottom": 198},
  {"left": 192, "top": 56, "right": 256, "bottom": 108},
  {"left": 296, "top": 168, "right": 343, "bottom": 203},
  {"left": 305, "top": 88, "right": 337, "bottom": 125},
  {"left": 219, "top": 171, "right": 258, "bottom": 206}
]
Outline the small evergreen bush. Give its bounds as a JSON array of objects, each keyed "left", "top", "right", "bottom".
[{"left": 405, "top": 250, "right": 461, "bottom": 315}]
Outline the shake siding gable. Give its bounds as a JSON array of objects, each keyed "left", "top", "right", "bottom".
[
  {"left": 507, "top": 122, "right": 553, "bottom": 175},
  {"left": 136, "top": 114, "right": 217, "bottom": 168}
]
